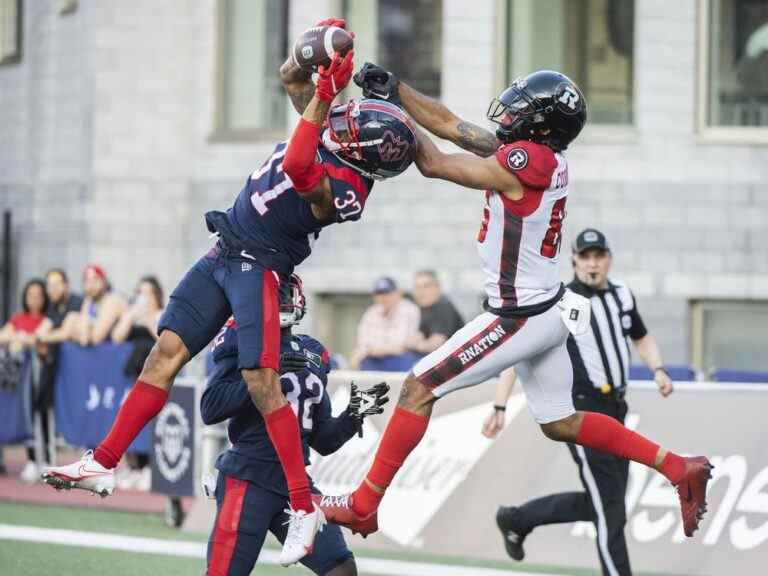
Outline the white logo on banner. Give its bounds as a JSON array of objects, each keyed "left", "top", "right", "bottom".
[
  {"left": 154, "top": 402, "right": 191, "bottom": 483},
  {"left": 570, "top": 413, "right": 768, "bottom": 550},
  {"left": 311, "top": 389, "right": 525, "bottom": 546}
]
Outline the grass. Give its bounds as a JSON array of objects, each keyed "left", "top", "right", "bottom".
[{"left": 0, "top": 501, "right": 676, "bottom": 576}]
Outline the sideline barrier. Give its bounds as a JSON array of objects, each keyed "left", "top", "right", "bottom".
[
  {"left": 308, "top": 372, "right": 768, "bottom": 576},
  {"left": 0, "top": 350, "right": 33, "bottom": 444},
  {"left": 54, "top": 343, "right": 150, "bottom": 452}
]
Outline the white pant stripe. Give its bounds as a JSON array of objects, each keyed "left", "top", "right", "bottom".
[{"left": 575, "top": 445, "right": 620, "bottom": 576}]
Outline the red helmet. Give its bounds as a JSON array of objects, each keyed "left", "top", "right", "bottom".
[{"left": 279, "top": 274, "right": 306, "bottom": 328}]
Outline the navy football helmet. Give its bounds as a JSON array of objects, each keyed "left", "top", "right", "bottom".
[
  {"left": 279, "top": 273, "right": 306, "bottom": 328},
  {"left": 322, "top": 98, "right": 417, "bottom": 180},
  {"left": 487, "top": 70, "right": 587, "bottom": 151}
]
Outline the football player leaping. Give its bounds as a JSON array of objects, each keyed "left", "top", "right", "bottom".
[
  {"left": 317, "top": 64, "right": 713, "bottom": 540},
  {"left": 41, "top": 19, "right": 416, "bottom": 566}
]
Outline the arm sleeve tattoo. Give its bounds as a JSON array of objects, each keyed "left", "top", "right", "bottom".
[{"left": 456, "top": 121, "right": 499, "bottom": 158}]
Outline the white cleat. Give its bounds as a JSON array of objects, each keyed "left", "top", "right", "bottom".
[
  {"left": 40, "top": 450, "right": 115, "bottom": 498},
  {"left": 279, "top": 504, "right": 326, "bottom": 566}
]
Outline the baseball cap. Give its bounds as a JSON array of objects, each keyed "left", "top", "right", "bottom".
[
  {"left": 573, "top": 228, "right": 610, "bottom": 254},
  {"left": 373, "top": 276, "right": 397, "bottom": 294},
  {"left": 83, "top": 263, "right": 107, "bottom": 280}
]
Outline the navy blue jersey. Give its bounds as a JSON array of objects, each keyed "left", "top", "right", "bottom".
[
  {"left": 206, "top": 142, "right": 374, "bottom": 273},
  {"left": 201, "top": 320, "right": 359, "bottom": 496}
]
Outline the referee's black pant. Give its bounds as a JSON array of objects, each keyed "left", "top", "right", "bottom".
[{"left": 515, "top": 395, "right": 631, "bottom": 576}]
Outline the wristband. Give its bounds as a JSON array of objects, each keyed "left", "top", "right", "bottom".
[
  {"left": 493, "top": 404, "right": 506, "bottom": 412},
  {"left": 653, "top": 367, "right": 669, "bottom": 377}
]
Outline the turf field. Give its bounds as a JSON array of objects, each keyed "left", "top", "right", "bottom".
[
  {"left": 0, "top": 502, "right": 612, "bottom": 576},
  {"left": 0, "top": 500, "right": 665, "bottom": 576}
]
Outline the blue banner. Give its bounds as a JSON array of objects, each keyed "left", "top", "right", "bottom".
[
  {"left": 0, "top": 351, "right": 33, "bottom": 444},
  {"left": 150, "top": 384, "right": 196, "bottom": 497},
  {"left": 54, "top": 342, "right": 150, "bottom": 453}
]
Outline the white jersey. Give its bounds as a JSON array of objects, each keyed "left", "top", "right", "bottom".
[{"left": 477, "top": 140, "right": 569, "bottom": 311}]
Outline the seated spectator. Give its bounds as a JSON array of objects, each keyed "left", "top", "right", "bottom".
[
  {"left": 0, "top": 279, "right": 49, "bottom": 483},
  {"left": 351, "top": 277, "right": 421, "bottom": 372},
  {"left": 111, "top": 275, "right": 164, "bottom": 491},
  {"left": 75, "top": 264, "right": 126, "bottom": 346},
  {"left": 407, "top": 270, "right": 465, "bottom": 356}
]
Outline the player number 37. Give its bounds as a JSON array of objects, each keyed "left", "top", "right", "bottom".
[{"left": 334, "top": 190, "right": 362, "bottom": 220}]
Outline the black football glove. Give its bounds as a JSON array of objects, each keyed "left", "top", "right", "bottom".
[
  {"left": 279, "top": 351, "right": 309, "bottom": 374},
  {"left": 353, "top": 62, "right": 401, "bottom": 105},
  {"left": 347, "top": 381, "right": 390, "bottom": 437}
]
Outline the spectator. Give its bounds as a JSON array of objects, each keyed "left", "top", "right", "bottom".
[
  {"left": 31, "top": 269, "right": 85, "bottom": 473},
  {"left": 75, "top": 264, "right": 126, "bottom": 346},
  {"left": 111, "top": 275, "right": 165, "bottom": 490},
  {"left": 0, "top": 279, "right": 48, "bottom": 350},
  {"left": 407, "top": 270, "right": 464, "bottom": 356},
  {"left": 351, "top": 277, "right": 421, "bottom": 372},
  {"left": 0, "top": 279, "right": 48, "bottom": 483}
]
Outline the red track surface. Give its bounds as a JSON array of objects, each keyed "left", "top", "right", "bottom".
[{"left": 0, "top": 448, "right": 192, "bottom": 514}]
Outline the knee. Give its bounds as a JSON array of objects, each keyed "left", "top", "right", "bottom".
[
  {"left": 397, "top": 374, "right": 436, "bottom": 413},
  {"left": 540, "top": 413, "right": 582, "bottom": 442}
]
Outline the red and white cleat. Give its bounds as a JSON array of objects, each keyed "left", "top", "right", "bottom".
[
  {"left": 40, "top": 450, "right": 115, "bottom": 498},
  {"left": 675, "top": 456, "right": 714, "bottom": 537},
  {"left": 279, "top": 504, "right": 326, "bottom": 566},
  {"left": 312, "top": 493, "right": 379, "bottom": 538}
]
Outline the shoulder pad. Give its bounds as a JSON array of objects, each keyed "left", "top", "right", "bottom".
[{"left": 495, "top": 140, "right": 557, "bottom": 190}]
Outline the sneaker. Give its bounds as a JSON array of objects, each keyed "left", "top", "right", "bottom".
[
  {"left": 675, "top": 456, "right": 714, "bottom": 537},
  {"left": 20, "top": 461, "right": 40, "bottom": 484},
  {"left": 41, "top": 450, "right": 115, "bottom": 497},
  {"left": 312, "top": 493, "right": 378, "bottom": 537},
  {"left": 496, "top": 506, "right": 528, "bottom": 561},
  {"left": 279, "top": 504, "right": 326, "bottom": 566}
]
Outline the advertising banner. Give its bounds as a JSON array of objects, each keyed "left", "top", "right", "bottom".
[
  {"left": 151, "top": 382, "right": 196, "bottom": 497},
  {"left": 312, "top": 373, "right": 768, "bottom": 575}
]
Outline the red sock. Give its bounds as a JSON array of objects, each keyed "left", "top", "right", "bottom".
[
  {"left": 576, "top": 411, "right": 686, "bottom": 483},
  {"left": 353, "top": 407, "right": 429, "bottom": 517},
  {"left": 263, "top": 404, "right": 312, "bottom": 513},
  {"left": 94, "top": 380, "right": 168, "bottom": 469}
]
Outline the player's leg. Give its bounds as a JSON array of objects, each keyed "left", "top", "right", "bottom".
[
  {"left": 207, "top": 474, "right": 275, "bottom": 576},
  {"left": 569, "top": 443, "right": 632, "bottom": 576},
  {"left": 496, "top": 491, "right": 592, "bottom": 561},
  {"left": 346, "top": 312, "right": 536, "bottom": 520},
  {"left": 521, "top": 328, "right": 712, "bottom": 537},
  {"left": 221, "top": 257, "right": 319, "bottom": 564},
  {"left": 271, "top": 507, "right": 356, "bottom": 576},
  {"left": 42, "top": 250, "right": 231, "bottom": 492}
]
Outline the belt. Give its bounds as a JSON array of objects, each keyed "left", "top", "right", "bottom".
[{"left": 484, "top": 284, "right": 566, "bottom": 319}]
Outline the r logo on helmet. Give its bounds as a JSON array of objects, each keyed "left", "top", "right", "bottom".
[
  {"left": 555, "top": 82, "right": 583, "bottom": 115},
  {"left": 506, "top": 148, "right": 529, "bottom": 171}
]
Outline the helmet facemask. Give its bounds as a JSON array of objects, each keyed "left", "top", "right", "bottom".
[
  {"left": 279, "top": 274, "right": 306, "bottom": 328},
  {"left": 322, "top": 99, "right": 387, "bottom": 180}
]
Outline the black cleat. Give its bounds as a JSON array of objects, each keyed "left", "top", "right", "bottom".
[{"left": 496, "top": 506, "right": 528, "bottom": 561}]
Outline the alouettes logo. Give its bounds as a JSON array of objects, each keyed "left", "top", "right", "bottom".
[
  {"left": 506, "top": 148, "right": 528, "bottom": 171},
  {"left": 377, "top": 130, "right": 409, "bottom": 163}
]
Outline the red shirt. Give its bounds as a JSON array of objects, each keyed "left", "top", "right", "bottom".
[{"left": 10, "top": 312, "right": 45, "bottom": 334}]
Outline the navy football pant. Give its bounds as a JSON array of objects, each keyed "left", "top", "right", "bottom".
[
  {"left": 207, "top": 474, "right": 353, "bottom": 575},
  {"left": 158, "top": 243, "right": 282, "bottom": 371}
]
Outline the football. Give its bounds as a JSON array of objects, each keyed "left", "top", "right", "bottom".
[{"left": 291, "top": 25, "right": 354, "bottom": 71}]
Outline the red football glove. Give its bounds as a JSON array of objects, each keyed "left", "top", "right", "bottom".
[
  {"left": 315, "top": 17, "right": 346, "bottom": 29},
  {"left": 316, "top": 50, "right": 354, "bottom": 103}
]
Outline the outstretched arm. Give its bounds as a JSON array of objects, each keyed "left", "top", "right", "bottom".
[
  {"left": 399, "top": 83, "right": 500, "bottom": 157},
  {"left": 279, "top": 57, "right": 315, "bottom": 115},
  {"left": 415, "top": 128, "right": 521, "bottom": 194}
]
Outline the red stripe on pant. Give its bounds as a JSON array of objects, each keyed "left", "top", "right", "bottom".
[
  {"left": 259, "top": 270, "right": 280, "bottom": 372},
  {"left": 208, "top": 476, "right": 247, "bottom": 576}
]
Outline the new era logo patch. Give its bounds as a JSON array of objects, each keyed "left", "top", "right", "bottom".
[
  {"left": 569, "top": 309, "right": 579, "bottom": 321},
  {"left": 241, "top": 262, "right": 252, "bottom": 272}
]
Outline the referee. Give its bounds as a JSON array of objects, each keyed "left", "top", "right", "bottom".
[{"left": 481, "top": 228, "right": 673, "bottom": 576}]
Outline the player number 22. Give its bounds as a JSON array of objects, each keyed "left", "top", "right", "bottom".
[{"left": 540, "top": 197, "right": 567, "bottom": 258}]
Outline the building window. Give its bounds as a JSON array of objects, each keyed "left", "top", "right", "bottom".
[
  {"left": 344, "top": 0, "right": 442, "bottom": 97},
  {"left": 0, "top": 0, "right": 21, "bottom": 65},
  {"left": 691, "top": 300, "right": 768, "bottom": 375},
  {"left": 706, "top": 0, "right": 768, "bottom": 128},
  {"left": 311, "top": 293, "right": 371, "bottom": 366},
  {"left": 505, "top": 0, "right": 634, "bottom": 125},
  {"left": 216, "top": 0, "right": 288, "bottom": 137}
]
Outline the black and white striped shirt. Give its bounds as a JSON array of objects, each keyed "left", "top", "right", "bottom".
[{"left": 566, "top": 277, "right": 647, "bottom": 397}]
